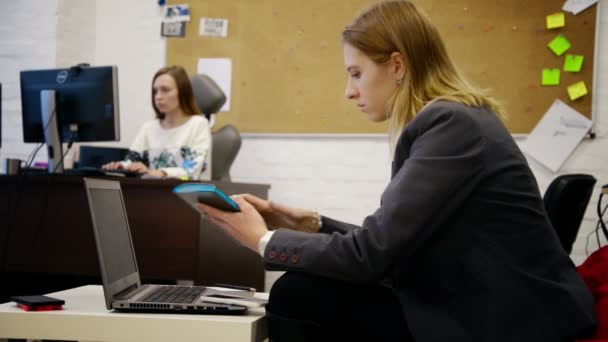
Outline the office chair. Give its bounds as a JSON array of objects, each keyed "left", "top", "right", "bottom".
[
  {"left": 543, "top": 174, "right": 597, "bottom": 254},
  {"left": 190, "top": 73, "right": 241, "bottom": 181},
  {"left": 211, "top": 124, "right": 241, "bottom": 181},
  {"left": 190, "top": 74, "right": 226, "bottom": 128}
]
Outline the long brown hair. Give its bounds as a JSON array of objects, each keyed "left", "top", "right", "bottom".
[
  {"left": 343, "top": 0, "right": 504, "bottom": 147},
  {"left": 151, "top": 65, "right": 201, "bottom": 120}
]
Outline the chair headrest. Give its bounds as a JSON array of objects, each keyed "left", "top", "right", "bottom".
[{"left": 190, "top": 74, "right": 226, "bottom": 116}]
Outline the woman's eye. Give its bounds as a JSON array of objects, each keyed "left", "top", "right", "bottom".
[{"left": 351, "top": 72, "right": 360, "bottom": 79}]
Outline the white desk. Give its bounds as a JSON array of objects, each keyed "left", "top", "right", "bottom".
[{"left": 0, "top": 285, "right": 268, "bottom": 342}]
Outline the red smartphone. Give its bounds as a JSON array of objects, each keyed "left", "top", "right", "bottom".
[{"left": 10, "top": 295, "right": 65, "bottom": 311}]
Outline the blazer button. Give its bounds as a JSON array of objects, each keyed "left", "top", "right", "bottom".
[
  {"left": 279, "top": 253, "right": 288, "bottom": 262},
  {"left": 291, "top": 255, "right": 300, "bottom": 264},
  {"left": 268, "top": 251, "right": 277, "bottom": 259}
]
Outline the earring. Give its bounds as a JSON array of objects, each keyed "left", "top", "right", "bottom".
[{"left": 396, "top": 78, "right": 402, "bottom": 86}]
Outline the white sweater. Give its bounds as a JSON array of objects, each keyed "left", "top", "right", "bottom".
[{"left": 124, "top": 115, "right": 211, "bottom": 180}]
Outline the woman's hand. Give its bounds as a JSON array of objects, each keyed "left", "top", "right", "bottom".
[
  {"left": 240, "top": 194, "right": 321, "bottom": 233},
  {"left": 146, "top": 169, "right": 167, "bottom": 178},
  {"left": 197, "top": 197, "right": 268, "bottom": 252},
  {"left": 126, "top": 162, "right": 149, "bottom": 173},
  {"left": 101, "top": 161, "right": 125, "bottom": 170}
]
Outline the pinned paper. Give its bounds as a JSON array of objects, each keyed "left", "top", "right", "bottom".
[
  {"left": 200, "top": 18, "right": 229, "bottom": 37},
  {"left": 563, "top": 0, "right": 599, "bottom": 15},
  {"left": 548, "top": 34, "right": 571, "bottom": 56},
  {"left": 197, "top": 58, "right": 232, "bottom": 111},
  {"left": 567, "top": 81, "right": 588, "bottom": 101},
  {"left": 521, "top": 99, "right": 591, "bottom": 172},
  {"left": 542, "top": 68, "right": 560, "bottom": 86},
  {"left": 563, "top": 54, "right": 584, "bottom": 72},
  {"left": 546, "top": 12, "right": 566, "bottom": 29},
  {"left": 162, "top": 4, "right": 190, "bottom": 23}
]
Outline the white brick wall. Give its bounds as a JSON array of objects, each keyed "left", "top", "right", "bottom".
[
  {"left": 0, "top": 0, "right": 58, "bottom": 161},
  {"left": 1, "top": 0, "right": 607, "bottom": 267}
]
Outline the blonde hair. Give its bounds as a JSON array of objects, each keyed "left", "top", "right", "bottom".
[{"left": 342, "top": 0, "right": 504, "bottom": 147}]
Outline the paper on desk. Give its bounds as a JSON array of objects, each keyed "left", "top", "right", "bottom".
[
  {"left": 197, "top": 58, "right": 232, "bottom": 112},
  {"left": 206, "top": 287, "right": 255, "bottom": 297},
  {"left": 563, "top": 0, "right": 599, "bottom": 15},
  {"left": 521, "top": 99, "right": 591, "bottom": 173}
]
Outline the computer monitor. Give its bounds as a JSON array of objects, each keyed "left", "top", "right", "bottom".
[{"left": 20, "top": 65, "right": 120, "bottom": 172}]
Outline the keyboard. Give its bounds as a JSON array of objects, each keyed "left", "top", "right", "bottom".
[
  {"left": 137, "top": 286, "right": 206, "bottom": 304},
  {"left": 66, "top": 167, "right": 141, "bottom": 178}
]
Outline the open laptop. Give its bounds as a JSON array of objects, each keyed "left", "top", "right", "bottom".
[{"left": 83, "top": 177, "right": 247, "bottom": 315}]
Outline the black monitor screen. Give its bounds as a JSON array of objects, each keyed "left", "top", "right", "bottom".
[{"left": 20, "top": 66, "right": 120, "bottom": 143}]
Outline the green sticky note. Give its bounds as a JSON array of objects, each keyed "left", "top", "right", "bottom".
[
  {"left": 542, "top": 68, "right": 560, "bottom": 86},
  {"left": 548, "top": 34, "right": 571, "bottom": 56},
  {"left": 567, "top": 81, "right": 588, "bottom": 101},
  {"left": 546, "top": 12, "right": 566, "bottom": 29},
  {"left": 564, "top": 54, "right": 584, "bottom": 72}
]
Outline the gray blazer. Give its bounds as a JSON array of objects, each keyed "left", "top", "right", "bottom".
[{"left": 264, "top": 101, "right": 597, "bottom": 341}]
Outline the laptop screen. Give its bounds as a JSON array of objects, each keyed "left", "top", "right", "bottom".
[{"left": 88, "top": 188, "right": 138, "bottom": 283}]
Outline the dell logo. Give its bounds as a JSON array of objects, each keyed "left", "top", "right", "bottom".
[{"left": 56, "top": 70, "right": 68, "bottom": 84}]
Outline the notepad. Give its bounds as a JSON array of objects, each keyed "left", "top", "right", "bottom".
[
  {"left": 546, "top": 12, "right": 566, "bottom": 29},
  {"left": 564, "top": 54, "right": 584, "bottom": 72},
  {"left": 548, "top": 34, "right": 571, "bottom": 56},
  {"left": 542, "top": 68, "right": 560, "bottom": 86},
  {"left": 567, "top": 81, "right": 588, "bottom": 101}
]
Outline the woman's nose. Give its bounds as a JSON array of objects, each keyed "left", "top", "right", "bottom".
[{"left": 345, "top": 86, "right": 357, "bottom": 100}]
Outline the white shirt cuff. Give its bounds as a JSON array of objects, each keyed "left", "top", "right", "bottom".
[{"left": 257, "top": 231, "right": 275, "bottom": 256}]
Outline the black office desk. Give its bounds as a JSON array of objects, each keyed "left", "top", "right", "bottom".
[{"left": 0, "top": 174, "right": 270, "bottom": 302}]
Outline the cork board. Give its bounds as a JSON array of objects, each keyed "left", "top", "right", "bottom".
[{"left": 166, "top": 0, "right": 597, "bottom": 134}]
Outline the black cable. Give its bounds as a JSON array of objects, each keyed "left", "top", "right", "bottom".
[
  {"left": 51, "top": 139, "right": 75, "bottom": 174},
  {"left": 597, "top": 193, "right": 608, "bottom": 242},
  {"left": 24, "top": 108, "right": 57, "bottom": 170},
  {"left": 595, "top": 219, "right": 601, "bottom": 252},
  {"left": 24, "top": 142, "right": 43, "bottom": 169},
  {"left": 25, "top": 143, "right": 44, "bottom": 170}
]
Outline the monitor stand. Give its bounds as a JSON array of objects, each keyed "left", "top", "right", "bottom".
[{"left": 40, "top": 90, "right": 63, "bottom": 173}]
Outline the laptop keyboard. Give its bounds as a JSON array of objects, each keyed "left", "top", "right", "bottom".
[{"left": 137, "top": 286, "right": 206, "bottom": 304}]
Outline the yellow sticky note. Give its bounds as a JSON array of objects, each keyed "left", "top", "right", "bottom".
[
  {"left": 542, "top": 68, "right": 560, "bottom": 86},
  {"left": 546, "top": 12, "right": 565, "bottom": 29},
  {"left": 548, "top": 34, "right": 571, "bottom": 56},
  {"left": 567, "top": 81, "right": 588, "bottom": 101},
  {"left": 564, "top": 54, "right": 584, "bottom": 72}
]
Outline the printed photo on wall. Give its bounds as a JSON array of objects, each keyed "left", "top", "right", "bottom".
[
  {"left": 163, "top": 4, "right": 190, "bottom": 23},
  {"left": 161, "top": 21, "right": 186, "bottom": 37}
]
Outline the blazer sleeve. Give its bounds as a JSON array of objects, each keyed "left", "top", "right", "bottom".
[
  {"left": 320, "top": 216, "right": 359, "bottom": 235},
  {"left": 263, "top": 107, "right": 487, "bottom": 284}
]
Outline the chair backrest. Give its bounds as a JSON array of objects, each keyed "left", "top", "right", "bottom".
[
  {"left": 543, "top": 174, "right": 597, "bottom": 254},
  {"left": 190, "top": 74, "right": 226, "bottom": 127},
  {"left": 211, "top": 124, "right": 241, "bottom": 181}
]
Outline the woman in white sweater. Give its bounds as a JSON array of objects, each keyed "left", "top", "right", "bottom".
[{"left": 103, "top": 66, "right": 211, "bottom": 180}]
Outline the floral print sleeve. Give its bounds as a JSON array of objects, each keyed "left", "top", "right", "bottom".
[
  {"left": 122, "top": 116, "right": 211, "bottom": 180},
  {"left": 155, "top": 118, "right": 210, "bottom": 180}
]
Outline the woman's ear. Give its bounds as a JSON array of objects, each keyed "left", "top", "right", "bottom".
[{"left": 390, "top": 52, "right": 406, "bottom": 82}]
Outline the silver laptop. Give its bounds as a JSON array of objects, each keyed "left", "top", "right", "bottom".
[{"left": 83, "top": 177, "right": 247, "bottom": 315}]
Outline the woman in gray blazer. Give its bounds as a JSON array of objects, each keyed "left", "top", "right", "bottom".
[{"left": 199, "top": 1, "right": 597, "bottom": 340}]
